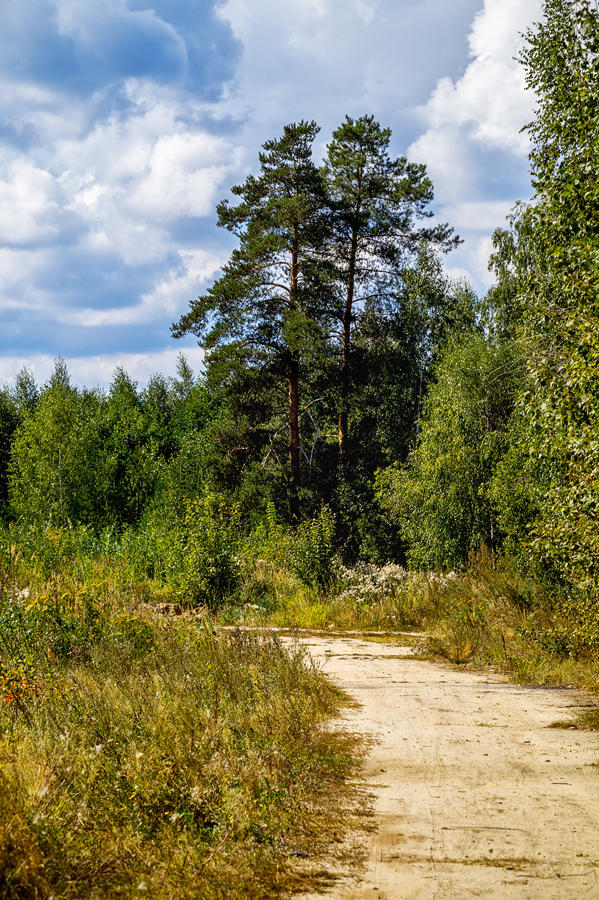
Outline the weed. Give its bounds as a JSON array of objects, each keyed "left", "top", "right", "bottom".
[
  {"left": 549, "top": 709, "right": 599, "bottom": 731},
  {"left": 0, "top": 581, "right": 363, "bottom": 898}
]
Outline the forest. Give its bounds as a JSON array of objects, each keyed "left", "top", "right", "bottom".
[{"left": 0, "top": 0, "right": 598, "bottom": 896}]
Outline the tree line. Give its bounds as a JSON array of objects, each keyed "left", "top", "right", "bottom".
[{"left": 1, "top": 0, "right": 598, "bottom": 639}]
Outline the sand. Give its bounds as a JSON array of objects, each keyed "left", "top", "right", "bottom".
[{"left": 296, "top": 634, "right": 599, "bottom": 899}]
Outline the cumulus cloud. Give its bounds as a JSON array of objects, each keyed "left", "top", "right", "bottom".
[
  {"left": 407, "top": 0, "right": 542, "bottom": 291},
  {"left": 414, "top": 0, "right": 542, "bottom": 157},
  {"left": 0, "top": 160, "right": 62, "bottom": 245},
  {"left": 0, "top": 76, "right": 242, "bottom": 354},
  {"left": 0, "top": 0, "right": 544, "bottom": 378},
  {"left": 52, "top": 87, "right": 243, "bottom": 264},
  {"left": 54, "top": 0, "right": 189, "bottom": 84},
  {"left": 129, "top": 131, "right": 235, "bottom": 221},
  {"left": 216, "top": 0, "right": 483, "bottom": 144},
  {"left": 62, "top": 249, "right": 226, "bottom": 328},
  {"left": 0, "top": 346, "right": 206, "bottom": 389}
]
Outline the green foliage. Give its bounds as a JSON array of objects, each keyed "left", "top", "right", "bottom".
[
  {"left": 7, "top": 357, "right": 216, "bottom": 535},
  {"left": 0, "top": 586, "right": 153, "bottom": 677},
  {"left": 2, "top": 522, "right": 101, "bottom": 579},
  {"left": 245, "top": 502, "right": 291, "bottom": 569},
  {"left": 178, "top": 492, "right": 242, "bottom": 608},
  {"left": 484, "top": 228, "right": 522, "bottom": 342},
  {"left": 521, "top": 590, "right": 599, "bottom": 657},
  {"left": 171, "top": 117, "right": 469, "bottom": 530},
  {"left": 91, "top": 368, "right": 161, "bottom": 528},
  {"left": 323, "top": 115, "right": 460, "bottom": 460},
  {"left": 0, "top": 390, "right": 19, "bottom": 518},
  {"left": 488, "top": 1, "right": 599, "bottom": 635},
  {"left": 9, "top": 361, "right": 103, "bottom": 528},
  {"left": 172, "top": 121, "right": 336, "bottom": 517},
  {"left": 288, "top": 506, "right": 337, "bottom": 591},
  {"left": 377, "top": 336, "right": 521, "bottom": 569}
]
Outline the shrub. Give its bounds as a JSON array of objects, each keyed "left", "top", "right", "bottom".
[
  {"left": 178, "top": 491, "right": 242, "bottom": 607},
  {"left": 244, "top": 502, "right": 290, "bottom": 569},
  {"left": 288, "top": 506, "right": 336, "bottom": 592}
]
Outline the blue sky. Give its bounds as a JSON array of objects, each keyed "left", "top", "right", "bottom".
[{"left": 0, "top": 0, "right": 542, "bottom": 386}]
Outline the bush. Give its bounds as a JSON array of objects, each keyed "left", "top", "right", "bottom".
[
  {"left": 178, "top": 491, "right": 242, "bottom": 607},
  {"left": 376, "top": 336, "right": 520, "bottom": 570},
  {"left": 244, "top": 502, "right": 290, "bottom": 569},
  {"left": 288, "top": 506, "right": 337, "bottom": 592},
  {"left": 520, "top": 590, "right": 599, "bottom": 658}
]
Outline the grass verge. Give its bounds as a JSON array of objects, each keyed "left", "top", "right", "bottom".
[
  {"left": 229, "top": 558, "right": 599, "bottom": 696},
  {"left": 0, "top": 584, "right": 365, "bottom": 899}
]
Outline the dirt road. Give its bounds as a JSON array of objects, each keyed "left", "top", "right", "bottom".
[{"left": 297, "top": 634, "right": 599, "bottom": 899}]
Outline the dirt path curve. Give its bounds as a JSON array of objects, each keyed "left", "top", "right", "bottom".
[{"left": 295, "top": 634, "right": 599, "bottom": 899}]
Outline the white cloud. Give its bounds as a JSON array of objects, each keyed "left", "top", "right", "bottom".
[
  {"left": 415, "top": 0, "right": 542, "bottom": 154},
  {"left": 0, "top": 65, "right": 248, "bottom": 351},
  {"left": 216, "top": 0, "right": 485, "bottom": 138},
  {"left": 56, "top": 88, "right": 241, "bottom": 263},
  {"left": 53, "top": 0, "right": 189, "bottom": 79},
  {"left": 0, "top": 247, "right": 49, "bottom": 307},
  {"left": 129, "top": 131, "right": 233, "bottom": 221},
  {"left": 0, "top": 78, "right": 244, "bottom": 288},
  {"left": 438, "top": 200, "right": 516, "bottom": 234},
  {"left": 0, "top": 0, "right": 544, "bottom": 367},
  {"left": 448, "top": 233, "right": 497, "bottom": 291},
  {"left": 354, "top": 1, "right": 376, "bottom": 25},
  {"left": 0, "top": 346, "right": 205, "bottom": 389},
  {"left": 0, "top": 159, "right": 62, "bottom": 245},
  {"left": 409, "top": 0, "right": 542, "bottom": 183},
  {"left": 62, "top": 248, "right": 225, "bottom": 327},
  {"left": 435, "top": 199, "right": 516, "bottom": 290},
  {"left": 409, "top": 125, "right": 478, "bottom": 204},
  {"left": 406, "top": 0, "right": 542, "bottom": 294}
]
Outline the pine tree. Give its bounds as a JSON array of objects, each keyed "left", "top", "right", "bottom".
[
  {"left": 323, "top": 115, "right": 459, "bottom": 460},
  {"left": 173, "top": 121, "right": 334, "bottom": 518}
]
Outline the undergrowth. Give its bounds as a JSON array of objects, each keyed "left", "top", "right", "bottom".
[
  {"left": 2, "top": 511, "right": 598, "bottom": 899},
  {"left": 0, "top": 571, "right": 364, "bottom": 899},
  {"left": 4, "top": 517, "right": 598, "bottom": 697},
  {"left": 234, "top": 554, "right": 599, "bottom": 694}
]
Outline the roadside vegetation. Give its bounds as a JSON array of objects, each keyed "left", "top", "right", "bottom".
[
  {"left": 0, "top": 546, "right": 364, "bottom": 898},
  {"left": 1, "top": 0, "right": 598, "bottom": 894}
]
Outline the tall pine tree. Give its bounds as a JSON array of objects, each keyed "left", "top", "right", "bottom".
[
  {"left": 173, "top": 121, "right": 334, "bottom": 518},
  {"left": 323, "top": 115, "right": 459, "bottom": 460}
]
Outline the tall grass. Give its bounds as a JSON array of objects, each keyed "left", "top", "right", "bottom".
[
  {"left": 236, "top": 556, "right": 599, "bottom": 693},
  {"left": 0, "top": 575, "right": 362, "bottom": 898}
]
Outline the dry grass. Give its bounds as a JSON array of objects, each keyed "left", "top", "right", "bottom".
[
  {"left": 549, "top": 709, "right": 599, "bottom": 731},
  {"left": 0, "top": 581, "right": 366, "bottom": 899},
  {"left": 232, "top": 558, "right": 599, "bottom": 696}
]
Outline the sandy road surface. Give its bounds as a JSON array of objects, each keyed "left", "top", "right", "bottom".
[{"left": 295, "top": 634, "right": 599, "bottom": 899}]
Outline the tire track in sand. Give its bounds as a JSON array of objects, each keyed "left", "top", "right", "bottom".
[{"left": 295, "top": 634, "right": 599, "bottom": 899}]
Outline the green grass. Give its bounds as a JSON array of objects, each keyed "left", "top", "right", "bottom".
[
  {"left": 230, "top": 557, "right": 599, "bottom": 695},
  {"left": 0, "top": 582, "right": 364, "bottom": 899},
  {"left": 550, "top": 709, "right": 599, "bottom": 731}
]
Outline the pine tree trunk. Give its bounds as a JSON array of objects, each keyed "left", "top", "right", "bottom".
[
  {"left": 289, "top": 240, "right": 300, "bottom": 519},
  {"left": 339, "top": 227, "right": 358, "bottom": 462},
  {"left": 288, "top": 353, "right": 300, "bottom": 519}
]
